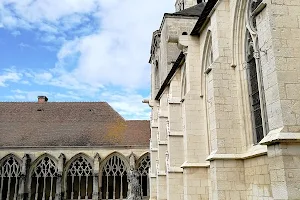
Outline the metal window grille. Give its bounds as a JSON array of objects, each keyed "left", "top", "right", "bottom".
[
  {"left": 102, "top": 155, "right": 128, "bottom": 199},
  {"left": 0, "top": 156, "right": 21, "bottom": 200},
  {"left": 67, "top": 156, "right": 93, "bottom": 200},
  {"left": 31, "top": 157, "right": 58, "bottom": 200},
  {"left": 137, "top": 155, "right": 150, "bottom": 197}
]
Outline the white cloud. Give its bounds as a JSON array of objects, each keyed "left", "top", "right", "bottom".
[
  {"left": 0, "top": 0, "right": 175, "bottom": 119},
  {"left": 0, "top": 68, "right": 22, "bottom": 87}
]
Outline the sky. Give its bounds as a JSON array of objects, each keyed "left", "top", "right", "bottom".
[{"left": 0, "top": 0, "right": 174, "bottom": 119}]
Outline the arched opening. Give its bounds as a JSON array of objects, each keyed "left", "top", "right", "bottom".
[
  {"left": 30, "top": 156, "right": 58, "bottom": 200},
  {"left": 66, "top": 155, "right": 93, "bottom": 199},
  {"left": 0, "top": 155, "right": 21, "bottom": 200},
  {"left": 137, "top": 153, "right": 150, "bottom": 198},
  {"left": 101, "top": 154, "right": 128, "bottom": 199},
  {"left": 245, "top": 0, "right": 267, "bottom": 144},
  {"left": 201, "top": 30, "right": 213, "bottom": 153}
]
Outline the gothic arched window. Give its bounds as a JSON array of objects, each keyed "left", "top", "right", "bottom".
[
  {"left": 137, "top": 154, "right": 150, "bottom": 198},
  {"left": 0, "top": 155, "right": 21, "bottom": 200},
  {"left": 101, "top": 154, "right": 128, "bottom": 199},
  {"left": 66, "top": 155, "right": 93, "bottom": 199},
  {"left": 246, "top": 0, "right": 267, "bottom": 144},
  {"left": 202, "top": 31, "right": 213, "bottom": 152},
  {"left": 30, "top": 156, "right": 58, "bottom": 200}
]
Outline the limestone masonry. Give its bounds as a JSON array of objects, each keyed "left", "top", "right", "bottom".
[{"left": 148, "top": 0, "right": 300, "bottom": 199}]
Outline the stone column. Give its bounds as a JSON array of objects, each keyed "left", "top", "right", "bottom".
[
  {"left": 93, "top": 153, "right": 100, "bottom": 200},
  {"left": 128, "top": 153, "right": 136, "bottom": 198},
  {"left": 55, "top": 153, "right": 65, "bottom": 200},
  {"left": 18, "top": 154, "right": 29, "bottom": 200}
]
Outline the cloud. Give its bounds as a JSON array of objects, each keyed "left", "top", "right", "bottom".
[
  {"left": 0, "top": 0, "right": 175, "bottom": 119},
  {"left": 0, "top": 68, "right": 23, "bottom": 87}
]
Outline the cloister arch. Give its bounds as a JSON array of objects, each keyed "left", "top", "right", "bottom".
[
  {"left": 0, "top": 154, "right": 22, "bottom": 200},
  {"left": 99, "top": 152, "right": 130, "bottom": 200},
  {"left": 28, "top": 153, "right": 58, "bottom": 200},
  {"left": 136, "top": 153, "right": 150, "bottom": 198},
  {"left": 64, "top": 153, "right": 94, "bottom": 200}
]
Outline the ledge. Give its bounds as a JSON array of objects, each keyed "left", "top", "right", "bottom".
[
  {"left": 151, "top": 122, "right": 158, "bottom": 128},
  {"left": 180, "top": 161, "right": 210, "bottom": 168},
  {"left": 157, "top": 171, "right": 166, "bottom": 176},
  {"left": 260, "top": 127, "right": 300, "bottom": 145},
  {"left": 150, "top": 148, "right": 158, "bottom": 152},
  {"left": 149, "top": 173, "right": 157, "bottom": 178},
  {"left": 168, "top": 97, "right": 181, "bottom": 104},
  {"left": 158, "top": 141, "right": 168, "bottom": 145},
  {"left": 206, "top": 145, "right": 268, "bottom": 161},
  {"left": 168, "top": 131, "right": 184, "bottom": 137},
  {"left": 167, "top": 167, "right": 183, "bottom": 173}
]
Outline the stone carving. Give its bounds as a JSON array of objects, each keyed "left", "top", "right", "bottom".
[{"left": 127, "top": 168, "right": 142, "bottom": 200}]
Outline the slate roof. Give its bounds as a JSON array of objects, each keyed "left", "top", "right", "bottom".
[
  {"left": 170, "top": 2, "right": 206, "bottom": 17},
  {"left": 0, "top": 102, "right": 150, "bottom": 147},
  {"left": 191, "top": 0, "right": 218, "bottom": 35}
]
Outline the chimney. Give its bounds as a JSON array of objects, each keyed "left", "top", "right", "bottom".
[{"left": 38, "top": 96, "right": 48, "bottom": 104}]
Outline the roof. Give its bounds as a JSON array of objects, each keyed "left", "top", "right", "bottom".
[
  {"left": 155, "top": 52, "right": 185, "bottom": 100},
  {"left": 170, "top": 3, "right": 206, "bottom": 17},
  {"left": 191, "top": 0, "right": 218, "bottom": 35},
  {"left": 0, "top": 102, "right": 150, "bottom": 147}
]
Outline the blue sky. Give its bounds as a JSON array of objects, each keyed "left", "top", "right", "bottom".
[{"left": 0, "top": 0, "right": 174, "bottom": 119}]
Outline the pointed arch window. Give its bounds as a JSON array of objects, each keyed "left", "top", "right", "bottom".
[
  {"left": 246, "top": 0, "right": 268, "bottom": 144},
  {"left": 101, "top": 155, "right": 128, "bottom": 199},
  {"left": 137, "top": 154, "right": 150, "bottom": 198},
  {"left": 0, "top": 155, "right": 21, "bottom": 200},
  {"left": 66, "top": 156, "right": 93, "bottom": 200},
  {"left": 30, "top": 156, "right": 58, "bottom": 200}
]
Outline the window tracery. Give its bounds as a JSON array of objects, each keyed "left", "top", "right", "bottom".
[
  {"left": 30, "top": 156, "right": 58, "bottom": 200},
  {"left": 0, "top": 155, "right": 21, "bottom": 200},
  {"left": 246, "top": 0, "right": 268, "bottom": 143},
  {"left": 137, "top": 154, "right": 150, "bottom": 197},
  {"left": 66, "top": 156, "right": 93, "bottom": 200},
  {"left": 101, "top": 155, "right": 128, "bottom": 199}
]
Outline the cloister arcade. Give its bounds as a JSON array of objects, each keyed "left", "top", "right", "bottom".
[{"left": 0, "top": 152, "right": 150, "bottom": 200}]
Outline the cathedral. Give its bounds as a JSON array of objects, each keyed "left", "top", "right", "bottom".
[
  {"left": 0, "top": 96, "right": 150, "bottom": 200},
  {"left": 148, "top": 0, "right": 300, "bottom": 199}
]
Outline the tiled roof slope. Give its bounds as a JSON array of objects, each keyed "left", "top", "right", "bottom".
[{"left": 0, "top": 102, "right": 150, "bottom": 147}]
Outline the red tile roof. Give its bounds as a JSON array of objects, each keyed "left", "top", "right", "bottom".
[{"left": 0, "top": 102, "right": 150, "bottom": 147}]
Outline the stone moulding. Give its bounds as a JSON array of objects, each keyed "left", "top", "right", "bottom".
[
  {"left": 167, "top": 167, "right": 183, "bottom": 173},
  {"left": 206, "top": 145, "right": 268, "bottom": 161},
  {"left": 259, "top": 127, "right": 300, "bottom": 145},
  {"left": 180, "top": 161, "right": 210, "bottom": 168}
]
